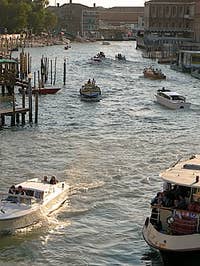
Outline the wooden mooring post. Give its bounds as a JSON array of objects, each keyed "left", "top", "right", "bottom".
[{"left": 63, "top": 58, "right": 66, "bottom": 86}]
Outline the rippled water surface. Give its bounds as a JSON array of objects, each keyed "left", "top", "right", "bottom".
[{"left": 1, "top": 41, "right": 200, "bottom": 265}]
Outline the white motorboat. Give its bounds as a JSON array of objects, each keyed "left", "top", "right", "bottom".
[
  {"left": 89, "top": 52, "right": 106, "bottom": 64},
  {"left": 155, "top": 88, "right": 191, "bottom": 110},
  {"left": 143, "top": 155, "right": 200, "bottom": 260},
  {"left": 0, "top": 177, "right": 70, "bottom": 234}
]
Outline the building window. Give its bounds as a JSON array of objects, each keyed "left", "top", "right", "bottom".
[
  {"left": 172, "top": 6, "right": 177, "bottom": 17},
  {"left": 178, "top": 6, "right": 184, "bottom": 17},
  {"left": 165, "top": 6, "right": 170, "bottom": 18},
  {"left": 151, "top": 6, "right": 157, "bottom": 18}
]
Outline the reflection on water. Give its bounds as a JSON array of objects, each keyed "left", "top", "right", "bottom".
[{"left": 141, "top": 250, "right": 164, "bottom": 266}]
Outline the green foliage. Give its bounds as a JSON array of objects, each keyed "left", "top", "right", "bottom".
[{"left": 0, "top": 0, "right": 56, "bottom": 33}]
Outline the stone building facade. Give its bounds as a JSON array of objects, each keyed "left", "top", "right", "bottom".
[
  {"left": 194, "top": 0, "right": 200, "bottom": 42},
  {"left": 48, "top": 3, "right": 90, "bottom": 37},
  {"left": 82, "top": 9, "right": 100, "bottom": 39},
  {"left": 48, "top": 4, "right": 144, "bottom": 40},
  {"left": 144, "top": 0, "right": 195, "bottom": 48}
]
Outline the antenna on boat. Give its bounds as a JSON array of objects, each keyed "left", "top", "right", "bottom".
[{"left": 170, "top": 156, "right": 182, "bottom": 168}]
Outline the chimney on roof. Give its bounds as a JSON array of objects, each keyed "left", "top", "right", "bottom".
[{"left": 93, "top": 3, "right": 96, "bottom": 7}]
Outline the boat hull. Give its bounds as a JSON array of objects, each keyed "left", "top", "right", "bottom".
[
  {"left": 33, "top": 88, "right": 61, "bottom": 95},
  {"left": 155, "top": 95, "right": 191, "bottom": 109},
  {"left": 144, "top": 73, "right": 166, "bottom": 80},
  {"left": 80, "top": 84, "right": 102, "bottom": 102},
  {"left": 143, "top": 217, "right": 200, "bottom": 253},
  {"left": 80, "top": 94, "right": 102, "bottom": 102},
  {"left": 0, "top": 207, "right": 44, "bottom": 234},
  {"left": 19, "top": 87, "right": 61, "bottom": 95}
]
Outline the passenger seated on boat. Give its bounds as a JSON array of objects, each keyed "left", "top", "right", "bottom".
[
  {"left": 92, "top": 78, "right": 95, "bottom": 85},
  {"left": 8, "top": 185, "right": 16, "bottom": 194},
  {"left": 43, "top": 176, "right": 48, "bottom": 183},
  {"left": 15, "top": 186, "right": 25, "bottom": 195},
  {"left": 6, "top": 185, "right": 17, "bottom": 202},
  {"left": 50, "top": 176, "right": 58, "bottom": 185},
  {"left": 87, "top": 79, "right": 91, "bottom": 84},
  {"left": 174, "top": 195, "right": 187, "bottom": 210},
  {"left": 151, "top": 192, "right": 164, "bottom": 206}
]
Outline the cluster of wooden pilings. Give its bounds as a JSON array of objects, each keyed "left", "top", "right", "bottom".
[
  {"left": 0, "top": 51, "right": 38, "bottom": 128},
  {"left": 0, "top": 48, "right": 67, "bottom": 129},
  {"left": 36, "top": 55, "right": 67, "bottom": 88}
]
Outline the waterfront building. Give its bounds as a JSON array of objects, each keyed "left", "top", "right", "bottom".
[
  {"left": 171, "top": 50, "right": 200, "bottom": 72},
  {"left": 142, "top": 0, "right": 196, "bottom": 58},
  {"left": 48, "top": 2, "right": 89, "bottom": 38},
  {"left": 82, "top": 7, "right": 100, "bottom": 39},
  {"left": 194, "top": 0, "right": 200, "bottom": 42},
  {"left": 99, "top": 7, "right": 144, "bottom": 40},
  {"left": 48, "top": 3, "right": 144, "bottom": 40}
]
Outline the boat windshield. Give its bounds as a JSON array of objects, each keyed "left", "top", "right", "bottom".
[
  {"left": 183, "top": 164, "right": 200, "bottom": 170},
  {"left": 171, "top": 95, "right": 185, "bottom": 101}
]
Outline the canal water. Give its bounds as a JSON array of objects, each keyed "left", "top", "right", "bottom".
[{"left": 1, "top": 41, "right": 200, "bottom": 265}]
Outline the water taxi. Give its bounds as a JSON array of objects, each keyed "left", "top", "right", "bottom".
[
  {"left": 0, "top": 177, "right": 70, "bottom": 234},
  {"left": 80, "top": 80, "right": 101, "bottom": 102},
  {"left": 143, "top": 155, "right": 200, "bottom": 259},
  {"left": 155, "top": 88, "right": 191, "bottom": 110},
  {"left": 143, "top": 67, "right": 166, "bottom": 80}
]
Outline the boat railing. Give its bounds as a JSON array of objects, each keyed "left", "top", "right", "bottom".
[{"left": 0, "top": 192, "right": 40, "bottom": 205}]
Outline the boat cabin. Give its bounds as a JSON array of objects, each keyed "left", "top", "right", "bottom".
[
  {"left": 18, "top": 180, "right": 61, "bottom": 202},
  {"left": 157, "top": 90, "right": 186, "bottom": 102}
]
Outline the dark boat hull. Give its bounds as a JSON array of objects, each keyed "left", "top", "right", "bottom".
[{"left": 34, "top": 88, "right": 61, "bottom": 95}]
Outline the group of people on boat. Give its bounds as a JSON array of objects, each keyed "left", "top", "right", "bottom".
[
  {"left": 8, "top": 185, "right": 25, "bottom": 196},
  {"left": 143, "top": 66, "right": 166, "bottom": 79},
  {"left": 96, "top": 51, "right": 105, "bottom": 58},
  {"left": 43, "top": 175, "right": 58, "bottom": 185},
  {"left": 86, "top": 78, "right": 96, "bottom": 85},
  {"left": 115, "top": 53, "right": 126, "bottom": 61},
  {"left": 151, "top": 183, "right": 198, "bottom": 211},
  {"left": 7, "top": 176, "right": 59, "bottom": 199}
]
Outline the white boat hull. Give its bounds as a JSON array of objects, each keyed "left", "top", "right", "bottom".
[
  {"left": 143, "top": 217, "right": 200, "bottom": 253},
  {"left": 155, "top": 94, "right": 191, "bottom": 110}
]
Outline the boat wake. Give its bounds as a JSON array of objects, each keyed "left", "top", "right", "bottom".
[{"left": 189, "top": 103, "right": 200, "bottom": 112}]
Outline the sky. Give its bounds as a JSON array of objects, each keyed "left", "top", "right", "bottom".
[{"left": 49, "top": 0, "right": 145, "bottom": 8}]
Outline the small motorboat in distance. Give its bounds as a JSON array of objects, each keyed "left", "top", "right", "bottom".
[
  {"left": 80, "top": 79, "right": 102, "bottom": 101},
  {"left": 0, "top": 176, "right": 70, "bottom": 234},
  {"left": 115, "top": 53, "right": 126, "bottom": 61},
  {"left": 64, "top": 44, "right": 71, "bottom": 50},
  {"left": 102, "top": 41, "right": 110, "bottom": 45},
  {"left": 143, "top": 66, "right": 166, "bottom": 80},
  {"left": 155, "top": 87, "right": 191, "bottom": 110},
  {"left": 89, "top": 52, "right": 106, "bottom": 64},
  {"left": 97, "top": 51, "right": 105, "bottom": 58},
  {"left": 143, "top": 155, "right": 200, "bottom": 261}
]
